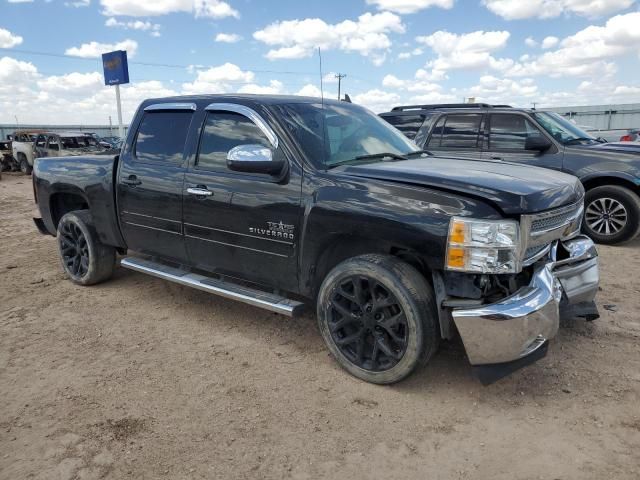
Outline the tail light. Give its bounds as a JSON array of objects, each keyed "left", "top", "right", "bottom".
[{"left": 620, "top": 135, "right": 633, "bottom": 142}]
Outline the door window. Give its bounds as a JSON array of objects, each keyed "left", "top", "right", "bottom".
[
  {"left": 381, "top": 114, "right": 425, "bottom": 139},
  {"left": 35, "top": 135, "right": 46, "bottom": 148},
  {"left": 489, "top": 114, "right": 543, "bottom": 150},
  {"left": 427, "top": 114, "right": 482, "bottom": 149},
  {"left": 47, "top": 136, "right": 59, "bottom": 151},
  {"left": 134, "top": 111, "right": 192, "bottom": 164},
  {"left": 196, "top": 111, "right": 271, "bottom": 171}
]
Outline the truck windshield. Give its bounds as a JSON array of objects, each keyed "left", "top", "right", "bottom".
[
  {"left": 275, "top": 102, "right": 420, "bottom": 168},
  {"left": 532, "top": 112, "right": 597, "bottom": 145}
]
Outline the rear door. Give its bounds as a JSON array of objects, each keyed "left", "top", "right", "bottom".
[
  {"left": 423, "top": 113, "right": 485, "bottom": 159},
  {"left": 45, "top": 135, "right": 61, "bottom": 157},
  {"left": 183, "top": 103, "right": 303, "bottom": 292},
  {"left": 116, "top": 103, "right": 195, "bottom": 263}
]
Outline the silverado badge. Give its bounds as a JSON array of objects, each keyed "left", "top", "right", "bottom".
[{"left": 249, "top": 221, "right": 295, "bottom": 240}]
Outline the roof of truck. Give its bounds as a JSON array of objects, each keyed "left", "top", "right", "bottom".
[{"left": 142, "top": 94, "right": 348, "bottom": 107}]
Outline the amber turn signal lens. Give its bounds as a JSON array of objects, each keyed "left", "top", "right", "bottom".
[
  {"left": 447, "top": 247, "right": 466, "bottom": 268},
  {"left": 449, "top": 220, "right": 466, "bottom": 244}
]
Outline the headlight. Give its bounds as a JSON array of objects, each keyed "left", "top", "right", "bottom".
[{"left": 446, "top": 217, "right": 522, "bottom": 274}]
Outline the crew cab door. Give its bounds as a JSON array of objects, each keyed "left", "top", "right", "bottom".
[
  {"left": 183, "top": 103, "right": 302, "bottom": 293},
  {"left": 483, "top": 113, "right": 563, "bottom": 171},
  {"left": 116, "top": 103, "right": 195, "bottom": 263}
]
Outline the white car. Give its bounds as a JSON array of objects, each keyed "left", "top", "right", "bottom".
[{"left": 11, "top": 131, "right": 41, "bottom": 174}]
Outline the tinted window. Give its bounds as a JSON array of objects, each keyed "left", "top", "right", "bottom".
[
  {"left": 489, "top": 114, "right": 542, "bottom": 150},
  {"left": 134, "top": 111, "right": 192, "bottom": 163},
  {"left": 47, "top": 136, "right": 59, "bottom": 150},
  {"left": 381, "top": 114, "right": 425, "bottom": 139},
  {"left": 440, "top": 114, "right": 482, "bottom": 148},
  {"left": 35, "top": 135, "right": 46, "bottom": 148},
  {"left": 197, "top": 112, "right": 271, "bottom": 170}
]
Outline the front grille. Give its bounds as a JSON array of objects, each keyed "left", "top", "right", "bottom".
[{"left": 530, "top": 203, "right": 583, "bottom": 233}]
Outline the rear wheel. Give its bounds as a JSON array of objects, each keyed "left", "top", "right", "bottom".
[
  {"left": 18, "top": 154, "right": 32, "bottom": 175},
  {"left": 583, "top": 185, "right": 640, "bottom": 244},
  {"left": 57, "top": 210, "right": 116, "bottom": 285},
  {"left": 317, "top": 254, "right": 439, "bottom": 384}
]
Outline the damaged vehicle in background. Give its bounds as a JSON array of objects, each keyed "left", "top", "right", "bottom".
[
  {"left": 33, "top": 132, "right": 107, "bottom": 159},
  {"left": 0, "top": 139, "right": 14, "bottom": 178},
  {"left": 10, "top": 130, "right": 42, "bottom": 174},
  {"left": 32, "top": 95, "right": 599, "bottom": 385}
]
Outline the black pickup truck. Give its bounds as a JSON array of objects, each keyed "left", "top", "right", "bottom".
[{"left": 32, "top": 95, "right": 600, "bottom": 384}]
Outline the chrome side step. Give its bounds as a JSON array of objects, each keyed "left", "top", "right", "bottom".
[{"left": 120, "top": 257, "right": 305, "bottom": 317}]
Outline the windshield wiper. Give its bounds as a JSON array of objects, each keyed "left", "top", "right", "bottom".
[
  {"left": 565, "top": 137, "right": 595, "bottom": 145},
  {"left": 327, "top": 152, "right": 407, "bottom": 169}
]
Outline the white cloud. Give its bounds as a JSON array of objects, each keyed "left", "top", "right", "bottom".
[
  {"left": 524, "top": 36, "right": 538, "bottom": 47},
  {"left": 296, "top": 84, "right": 322, "bottom": 97},
  {"left": 214, "top": 33, "right": 242, "bottom": 43},
  {"left": 253, "top": 12, "right": 405, "bottom": 63},
  {"left": 37, "top": 72, "right": 104, "bottom": 95},
  {"left": 182, "top": 63, "right": 263, "bottom": 94},
  {"left": 482, "top": 0, "right": 634, "bottom": 20},
  {"left": 352, "top": 89, "right": 401, "bottom": 113},
  {"left": 237, "top": 80, "right": 284, "bottom": 94},
  {"left": 7, "top": 0, "right": 34, "bottom": 3},
  {"left": 506, "top": 12, "right": 640, "bottom": 78},
  {"left": 66, "top": 0, "right": 91, "bottom": 7},
  {"left": 100, "top": 0, "right": 239, "bottom": 19},
  {"left": 105, "top": 18, "right": 161, "bottom": 36},
  {"left": 65, "top": 39, "right": 138, "bottom": 58},
  {"left": 0, "top": 56, "right": 38, "bottom": 94},
  {"left": 416, "top": 30, "right": 512, "bottom": 75},
  {"left": 541, "top": 35, "right": 559, "bottom": 49},
  {"left": 465, "top": 75, "right": 538, "bottom": 101},
  {"left": 0, "top": 28, "right": 23, "bottom": 48},
  {"left": 397, "top": 47, "right": 423, "bottom": 59},
  {"left": 365, "top": 0, "right": 454, "bottom": 14}
]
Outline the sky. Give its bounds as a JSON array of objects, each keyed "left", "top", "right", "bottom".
[{"left": 1, "top": 0, "right": 640, "bottom": 125}]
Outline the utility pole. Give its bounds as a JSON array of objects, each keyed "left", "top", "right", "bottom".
[{"left": 335, "top": 73, "right": 347, "bottom": 100}]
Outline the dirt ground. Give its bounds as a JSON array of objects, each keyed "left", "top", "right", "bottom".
[{"left": 1, "top": 172, "right": 639, "bottom": 480}]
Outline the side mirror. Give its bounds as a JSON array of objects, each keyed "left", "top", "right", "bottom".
[
  {"left": 525, "top": 135, "right": 552, "bottom": 152},
  {"left": 227, "top": 144, "right": 284, "bottom": 175}
]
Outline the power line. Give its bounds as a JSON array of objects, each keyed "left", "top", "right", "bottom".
[{"left": 0, "top": 47, "right": 318, "bottom": 76}]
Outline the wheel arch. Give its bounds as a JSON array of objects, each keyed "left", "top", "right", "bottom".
[
  {"left": 581, "top": 174, "right": 640, "bottom": 196},
  {"left": 49, "top": 190, "right": 90, "bottom": 230}
]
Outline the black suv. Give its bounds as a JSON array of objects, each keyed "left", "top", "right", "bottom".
[{"left": 381, "top": 103, "right": 640, "bottom": 244}]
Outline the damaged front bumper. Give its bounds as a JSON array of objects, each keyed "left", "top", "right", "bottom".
[{"left": 451, "top": 235, "right": 598, "bottom": 382}]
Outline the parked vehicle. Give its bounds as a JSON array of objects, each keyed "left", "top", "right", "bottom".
[
  {"left": 619, "top": 129, "right": 640, "bottom": 142},
  {"left": 11, "top": 130, "right": 44, "bottom": 174},
  {"left": 33, "top": 132, "right": 106, "bottom": 159},
  {"left": 0, "top": 140, "right": 13, "bottom": 178},
  {"left": 380, "top": 104, "right": 640, "bottom": 244},
  {"left": 32, "top": 95, "right": 599, "bottom": 385}
]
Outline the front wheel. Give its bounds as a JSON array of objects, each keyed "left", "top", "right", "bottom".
[
  {"left": 583, "top": 185, "right": 640, "bottom": 244},
  {"left": 18, "top": 154, "right": 32, "bottom": 175},
  {"left": 317, "top": 254, "right": 439, "bottom": 384},
  {"left": 57, "top": 210, "right": 116, "bottom": 285}
]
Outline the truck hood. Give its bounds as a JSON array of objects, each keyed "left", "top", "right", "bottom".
[
  {"left": 572, "top": 142, "right": 640, "bottom": 155},
  {"left": 340, "top": 157, "right": 583, "bottom": 215}
]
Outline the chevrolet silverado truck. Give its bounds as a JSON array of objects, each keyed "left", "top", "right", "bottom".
[{"left": 32, "top": 95, "right": 600, "bottom": 385}]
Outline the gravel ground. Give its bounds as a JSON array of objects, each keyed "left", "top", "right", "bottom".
[{"left": 1, "top": 172, "right": 639, "bottom": 480}]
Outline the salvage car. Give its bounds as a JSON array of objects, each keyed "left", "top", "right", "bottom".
[
  {"left": 32, "top": 95, "right": 599, "bottom": 384},
  {"left": 33, "top": 132, "right": 106, "bottom": 159},
  {"left": 11, "top": 130, "right": 43, "bottom": 174},
  {"left": 0, "top": 140, "right": 13, "bottom": 178},
  {"left": 381, "top": 104, "right": 640, "bottom": 245}
]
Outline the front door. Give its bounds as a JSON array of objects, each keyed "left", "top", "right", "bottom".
[
  {"left": 183, "top": 104, "right": 303, "bottom": 293},
  {"left": 483, "top": 113, "right": 564, "bottom": 171},
  {"left": 116, "top": 104, "right": 195, "bottom": 263}
]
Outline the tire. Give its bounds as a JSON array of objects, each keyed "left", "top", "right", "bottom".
[
  {"left": 317, "top": 254, "right": 439, "bottom": 384},
  {"left": 57, "top": 210, "right": 116, "bottom": 286},
  {"left": 583, "top": 185, "right": 640, "bottom": 245},
  {"left": 18, "top": 154, "right": 32, "bottom": 175}
]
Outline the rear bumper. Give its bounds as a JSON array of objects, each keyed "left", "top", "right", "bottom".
[{"left": 451, "top": 235, "right": 598, "bottom": 367}]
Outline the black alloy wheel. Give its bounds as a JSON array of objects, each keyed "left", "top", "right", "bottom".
[
  {"left": 59, "top": 220, "right": 90, "bottom": 278},
  {"left": 328, "top": 275, "right": 408, "bottom": 372}
]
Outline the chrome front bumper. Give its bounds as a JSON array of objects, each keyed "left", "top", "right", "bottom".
[{"left": 451, "top": 235, "right": 599, "bottom": 366}]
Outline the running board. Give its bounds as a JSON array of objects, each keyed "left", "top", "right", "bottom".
[{"left": 120, "top": 257, "right": 305, "bottom": 317}]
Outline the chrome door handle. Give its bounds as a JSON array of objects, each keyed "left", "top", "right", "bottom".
[{"left": 187, "top": 187, "right": 213, "bottom": 197}]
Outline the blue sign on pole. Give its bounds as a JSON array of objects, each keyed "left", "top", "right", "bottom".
[{"left": 102, "top": 50, "right": 130, "bottom": 86}]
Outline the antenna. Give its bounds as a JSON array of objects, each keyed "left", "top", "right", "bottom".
[{"left": 318, "top": 47, "right": 324, "bottom": 106}]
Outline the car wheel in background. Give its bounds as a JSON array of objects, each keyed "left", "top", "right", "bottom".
[
  {"left": 57, "top": 210, "right": 116, "bottom": 286},
  {"left": 583, "top": 185, "right": 640, "bottom": 244},
  {"left": 316, "top": 254, "right": 439, "bottom": 384},
  {"left": 18, "top": 154, "right": 32, "bottom": 175}
]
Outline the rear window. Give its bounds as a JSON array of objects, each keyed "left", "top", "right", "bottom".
[
  {"left": 134, "top": 111, "right": 192, "bottom": 164},
  {"left": 380, "top": 114, "right": 425, "bottom": 139}
]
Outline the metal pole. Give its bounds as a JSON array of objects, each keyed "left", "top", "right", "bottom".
[
  {"left": 335, "top": 73, "right": 347, "bottom": 100},
  {"left": 115, "top": 84, "right": 124, "bottom": 138}
]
